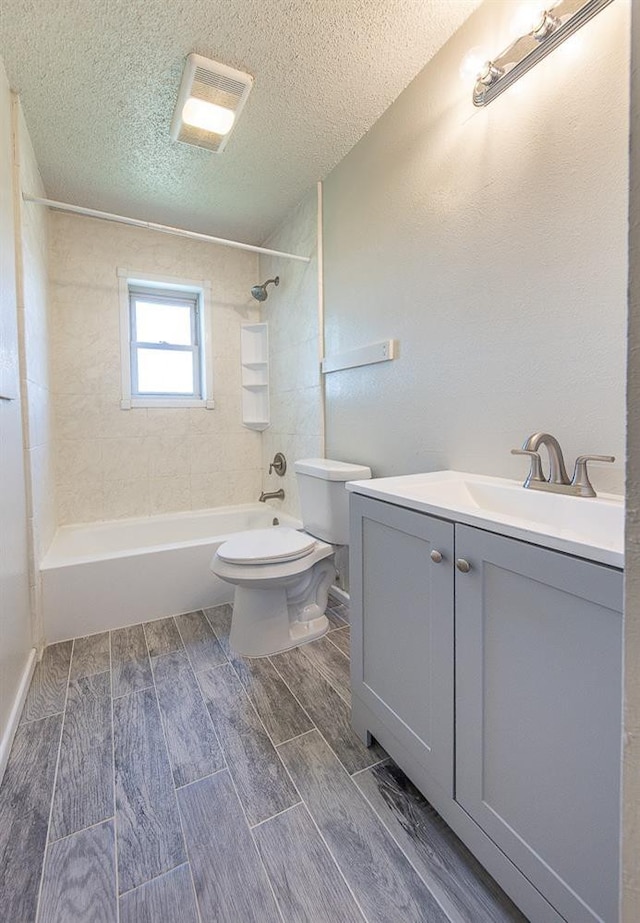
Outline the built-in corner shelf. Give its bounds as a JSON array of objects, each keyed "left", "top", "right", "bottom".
[{"left": 241, "top": 323, "right": 269, "bottom": 431}]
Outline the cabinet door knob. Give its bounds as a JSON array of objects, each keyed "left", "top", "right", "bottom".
[
  {"left": 456, "top": 558, "right": 471, "bottom": 573},
  {"left": 430, "top": 549, "right": 443, "bottom": 563}
]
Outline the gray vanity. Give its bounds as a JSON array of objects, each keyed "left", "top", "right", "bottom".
[{"left": 347, "top": 470, "right": 623, "bottom": 923}]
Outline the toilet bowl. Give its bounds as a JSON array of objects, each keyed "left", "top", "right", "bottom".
[{"left": 210, "top": 458, "right": 371, "bottom": 657}]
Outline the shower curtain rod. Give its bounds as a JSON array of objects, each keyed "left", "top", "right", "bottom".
[{"left": 22, "top": 194, "right": 312, "bottom": 263}]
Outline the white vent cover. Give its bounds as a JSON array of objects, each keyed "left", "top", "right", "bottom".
[{"left": 170, "top": 53, "right": 254, "bottom": 153}]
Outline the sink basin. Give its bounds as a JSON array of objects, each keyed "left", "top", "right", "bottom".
[{"left": 346, "top": 471, "right": 624, "bottom": 568}]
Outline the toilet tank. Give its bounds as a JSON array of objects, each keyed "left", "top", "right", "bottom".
[{"left": 294, "top": 458, "right": 372, "bottom": 544}]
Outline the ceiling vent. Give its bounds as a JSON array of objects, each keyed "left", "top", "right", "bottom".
[{"left": 170, "top": 53, "right": 254, "bottom": 153}]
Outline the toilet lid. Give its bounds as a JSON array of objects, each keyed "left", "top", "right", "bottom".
[{"left": 216, "top": 528, "right": 317, "bottom": 565}]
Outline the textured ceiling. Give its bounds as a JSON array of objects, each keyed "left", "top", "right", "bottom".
[{"left": 0, "top": 0, "right": 482, "bottom": 244}]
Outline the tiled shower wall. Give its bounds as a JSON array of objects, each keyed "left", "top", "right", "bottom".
[
  {"left": 14, "top": 99, "right": 55, "bottom": 645},
  {"left": 259, "top": 187, "right": 323, "bottom": 519},
  {"left": 49, "top": 214, "right": 263, "bottom": 524}
]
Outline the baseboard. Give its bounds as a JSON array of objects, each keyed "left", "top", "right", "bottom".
[
  {"left": 329, "top": 584, "right": 350, "bottom": 606},
  {"left": 0, "top": 648, "right": 37, "bottom": 784}
]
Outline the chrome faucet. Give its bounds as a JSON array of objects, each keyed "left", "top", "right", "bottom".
[
  {"left": 511, "top": 432, "right": 614, "bottom": 498},
  {"left": 259, "top": 488, "right": 285, "bottom": 503}
]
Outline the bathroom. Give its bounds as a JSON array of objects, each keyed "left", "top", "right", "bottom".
[{"left": 0, "top": 0, "right": 638, "bottom": 920}]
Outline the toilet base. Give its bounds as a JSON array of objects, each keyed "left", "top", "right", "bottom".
[
  {"left": 212, "top": 538, "right": 336, "bottom": 658},
  {"left": 229, "top": 584, "right": 329, "bottom": 657}
]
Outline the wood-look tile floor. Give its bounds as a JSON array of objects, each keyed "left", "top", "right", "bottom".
[{"left": 0, "top": 598, "right": 527, "bottom": 923}]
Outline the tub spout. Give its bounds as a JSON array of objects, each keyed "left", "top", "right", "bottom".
[{"left": 259, "top": 489, "right": 285, "bottom": 502}]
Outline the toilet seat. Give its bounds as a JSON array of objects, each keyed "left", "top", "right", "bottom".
[{"left": 216, "top": 527, "right": 317, "bottom": 565}]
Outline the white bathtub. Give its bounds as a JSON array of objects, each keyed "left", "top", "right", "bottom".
[{"left": 41, "top": 504, "right": 302, "bottom": 643}]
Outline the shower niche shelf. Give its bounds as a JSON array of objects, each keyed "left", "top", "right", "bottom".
[{"left": 241, "top": 322, "right": 269, "bottom": 431}]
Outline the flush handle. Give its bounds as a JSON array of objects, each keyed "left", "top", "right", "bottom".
[
  {"left": 430, "top": 549, "right": 443, "bottom": 564},
  {"left": 456, "top": 558, "right": 471, "bottom": 574}
]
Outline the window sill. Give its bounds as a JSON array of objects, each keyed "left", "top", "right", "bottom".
[{"left": 121, "top": 398, "right": 216, "bottom": 410}]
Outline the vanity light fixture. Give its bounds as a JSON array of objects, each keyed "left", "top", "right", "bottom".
[
  {"left": 472, "top": 0, "right": 614, "bottom": 107},
  {"left": 171, "top": 53, "right": 254, "bottom": 152}
]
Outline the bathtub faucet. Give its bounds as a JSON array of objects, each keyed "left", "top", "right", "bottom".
[{"left": 259, "top": 489, "right": 285, "bottom": 502}]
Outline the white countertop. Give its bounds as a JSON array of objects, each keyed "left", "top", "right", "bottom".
[{"left": 347, "top": 470, "right": 624, "bottom": 569}]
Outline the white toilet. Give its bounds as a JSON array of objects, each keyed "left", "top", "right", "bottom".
[{"left": 211, "top": 458, "right": 371, "bottom": 657}]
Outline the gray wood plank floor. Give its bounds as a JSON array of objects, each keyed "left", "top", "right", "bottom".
[
  {"left": 253, "top": 802, "right": 367, "bottom": 922},
  {"left": 175, "top": 610, "right": 227, "bottom": 672},
  {"left": 178, "top": 771, "right": 282, "bottom": 922},
  {"left": 0, "top": 714, "right": 62, "bottom": 922},
  {"left": 355, "top": 759, "right": 527, "bottom": 922},
  {"left": 271, "top": 646, "right": 386, "bottom": 774},
  {"left": 119, "top": 863, "right": 199, "bottom": 923},
  {"left": 328, "top": 625, "right": 351, "bottom": 658},
  {"left": 69, "top": 632, "right": 110, "bottom": 680},
  {"left": 21, "top": 642, "right": 72, "bottom": 723},
  {"left": 49, "top": 671, "right": 113, "bottom": 841},
  {"left": 1, "top": 598, "right": 525, "bottom": 923},
  {"left": 113, "top": 687, "right": 186, "bottom": 893},
  {"left": 151, "top": 650, "right": 225, "bottom": 787},
  {"left": 143, "top": 617, "right": 184, "bottom": 659},
  {"left": 37, "top": 819, "right": 117, "bottom": 923},
  {"left": 278, "top": 729, "right": 449, "bottom": 923},
  {"left": 206, "top": 604, "right": 314, "bottom": 744},
  {"left": 197, "top": 663, "right": 300, "bottom": 825},
  {"left": 298, "top": 634, "right": 352, "bottom": 703},
  {"left": 111, "top": 625, "right": 152, "bottom": 697}
]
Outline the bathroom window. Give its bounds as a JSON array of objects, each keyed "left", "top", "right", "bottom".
[{"left": 118, "top": 271, "right": 214, "bottom": 409}]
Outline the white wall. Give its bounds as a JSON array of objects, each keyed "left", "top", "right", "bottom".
[
  {"left": 623, "top": 2, "right": 640, "bottom": 916},
  {"left": 49, "top": 214, "right": 263, "bottom": 523},
  {"left": 13, "top": 99, "right": 55, "bottom": 646},
  {"left": 322, "top": 0, "right": 629, "bottom": 495},
  {"left": 258, "top": 186, "right": 323, "bottom": 518},
  {"left": 0, "top": 61, "right": 34, "bottom": 771}
]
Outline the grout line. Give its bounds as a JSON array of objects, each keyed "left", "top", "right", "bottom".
[
  {"left": 349, "top": 756, "right": 390, "bottom": 778},
  {"left": 48, "top": 815, "right": 116, "bottom": 845},
  {"left": 117, "top": 861, "right": 194, "bottom": 900},
  {"left": 248, "top": 801, "right": 302, "bottom": 831},
  {"left": 33, "top": 638, "right": 74, "bottom": 923},
  {"left": 142, "top": 623, "right": 203, "bottom": 923},
  {"left": 19, "top": 709, "right": 65, "bottom": 727},
  {"left": 112, "top": 683, "right": 154, "bottom": 700},
  {"left": 109, "top": 631, "right": 121, "bottom": 923},
  {"left": 272, "top": 727, "right": 316, "bottom": 749},
  {"left": 174, "top": 766, "right": 228, "bottom": 791}
]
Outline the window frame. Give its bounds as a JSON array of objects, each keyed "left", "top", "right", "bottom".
[{"left": 118, "top": 270, "right": 215, "bottom": 409}]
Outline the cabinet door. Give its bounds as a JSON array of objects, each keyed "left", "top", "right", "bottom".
[
  {"left": 350, "top": 494, "right": 454, "bottom": 794},
  {"left": 455, "top": 525, "right": 622, "bottom": 923}
]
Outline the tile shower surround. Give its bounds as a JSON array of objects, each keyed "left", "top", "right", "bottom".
[
  {"left": 49, "top": 212, "right": 264, "bottom": 525},
  {"left": 0, "top": 597, "right": 525, "bottom": 923}
]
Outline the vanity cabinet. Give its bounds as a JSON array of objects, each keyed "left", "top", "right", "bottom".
[
  {"left": 349, "top": 495, "right": 454, "bottom": 795},
  {"left": 350, "top": 494, "right": 623, "bottom": 923}
]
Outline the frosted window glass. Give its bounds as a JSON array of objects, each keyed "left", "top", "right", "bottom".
[
  {"left": 136, "top": 349, "right": 194, "bottom": 394},
  {"left": 135, "top": 301, "right": 192, "bottom": 345}
]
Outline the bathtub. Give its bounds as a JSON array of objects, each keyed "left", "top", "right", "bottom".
[{"left": 41, "top": 504, "right": 302, "bottom": 643}]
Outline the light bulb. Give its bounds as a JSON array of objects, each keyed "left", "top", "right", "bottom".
[
  {"left": 459, "top": 47, "right": 490, "bottom": 82},
  {"left": 182, "top": 98, "right": 235, "bottom": 135},
  {"left": 510, "top": 1, "right": 547, "bottom": 38}
]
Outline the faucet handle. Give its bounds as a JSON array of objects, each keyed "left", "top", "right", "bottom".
[
  {"left": 571, "top": 454, "right": 615, "bottom": 498},
  {"left": 511, "top": 448, "right": 545, "bottom": 484}
]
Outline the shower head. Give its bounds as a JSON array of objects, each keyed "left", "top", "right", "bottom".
[{"left": 251, "top": 276, "right": 279, "bottom": 302}]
